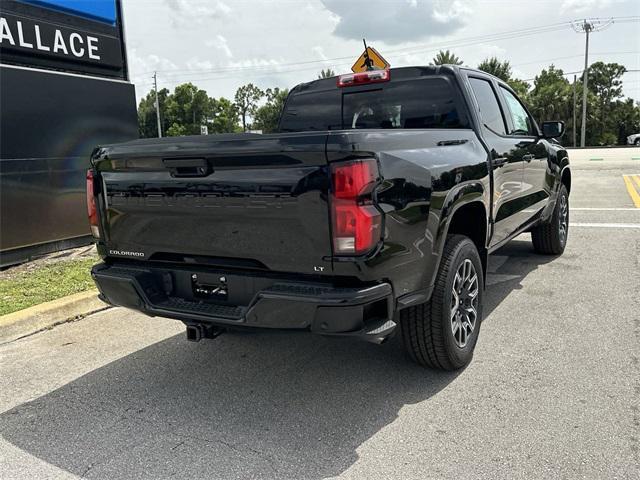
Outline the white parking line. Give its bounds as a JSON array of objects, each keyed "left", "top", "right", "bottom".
[
  {"left": 571, "top": 208, "right": 640, "bottom": 211},
  {"left": 569, "top": 222, "right": 640, "bottom": 229}
]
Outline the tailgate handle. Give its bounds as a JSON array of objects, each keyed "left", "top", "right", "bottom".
[{"left": 163, "top": 158, "right": 211, "bottom": 177}]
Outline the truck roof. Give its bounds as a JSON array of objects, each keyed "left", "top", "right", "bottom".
[{"left": 291, "top": 65, "right": 462, "bottom": 95}]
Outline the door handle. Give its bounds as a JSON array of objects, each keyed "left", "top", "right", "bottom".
[
  {"left": 523, "top": 154, "right": 535, "bottom": 163},
  {"left": 492, "top": 157, "right": 507, "bottom": 169},
  {"left": 163, "top": 158, "right": 211, "bottom": 177}
]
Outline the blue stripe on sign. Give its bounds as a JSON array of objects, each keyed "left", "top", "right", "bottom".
[{"left": 18, "top": 0, "right": 117, "bottom": 25}]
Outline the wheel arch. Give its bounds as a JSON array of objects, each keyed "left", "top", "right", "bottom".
[
  {"left": 561, "top": 165, "right": 571, "bottom": 194},
  {"left": 431, "top": 183, "right": 489, "bottom": 285}
]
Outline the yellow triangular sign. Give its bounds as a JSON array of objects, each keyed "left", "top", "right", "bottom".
[{"left": 351, "top": 47, "right": 390, "bottom": 73}]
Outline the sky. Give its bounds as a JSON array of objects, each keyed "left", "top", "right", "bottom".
[{"left": 121, "top": 0, "right": 640, "bottom": 103}]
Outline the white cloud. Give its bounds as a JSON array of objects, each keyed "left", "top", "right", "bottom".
[
  {"left": 320, "top": 0, "right": 466, "bottom": 44},
  {"left": 560, "top": 0, "right": 613, "bottom": 13},
  {"left": 185, "top": 58, "right": 216, "bottom": 71},
  {"left": 206, "top": 34, "right": 233, "bottom": 59},
  {"left": 128, "top": 49, "right": 177, "bottom": 77},
  {"left": 432, "top": 0, "right": 471, "bottom": 23},
  {"left": 122, "top": 0, "right": 640, "bottom": 102},
  {"left": 477, "top": 44, "right": 507, "bottom": 59},
  {"left": 311, "top": 46, "right": 329, "bottom": 62},
  {"left": 164, "top": 0, "right": 231, "bottom": 26}
]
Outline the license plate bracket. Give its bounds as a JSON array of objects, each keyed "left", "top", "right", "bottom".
[{"left": 191, "top": 274, "right": 228, "bottom": 301}]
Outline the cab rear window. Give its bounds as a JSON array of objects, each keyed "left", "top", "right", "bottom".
[{"left": 279, "top": 77, "right": 468, "bottom": 132}]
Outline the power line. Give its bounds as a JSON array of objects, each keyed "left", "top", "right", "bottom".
[
  {"left": 135, "top": 21, "right": 576, "bottom": 79},
  {"left": 133, "top": 15, "right": 639, "bottom": 80},
  {"left": 512, "top": 51, "right": 639, "bottom": 68},
  {"left": 521, "top": 69, "right": 639, "bottom": 82},
  {"left": 135, "top": 67, "right": 640, "bottom": 93},
  {"left": 135, "top": 28, "right": 558, "bottom": 84},
  {"left": 131, "top": 16, "right": 640, "bottom": 98}
]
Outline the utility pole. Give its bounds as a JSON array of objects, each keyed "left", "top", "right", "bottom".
[
  {"left": 572, "top": 75, "right": 577, "bottom": 147},
  {"left": 572, "top": 18, "right": 613, "bottom": 147},
  {"left": 153, "top": 71, "right": 162, "bottom": 138},
  {"left": 579, "top": 20, "right": 591, "bottom": 147}
]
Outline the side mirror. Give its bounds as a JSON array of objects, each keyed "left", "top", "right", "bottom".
[{"left": 541, "top": 121, "right": 565, "bottom": 139}]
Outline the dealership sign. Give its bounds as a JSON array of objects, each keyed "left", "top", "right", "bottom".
[
  {"left": 0, "top": 0, "right": 126, "bottom": 78},
  {"left": 0, "top": 13, "right": 121, "bottom": 66},
  {"left": 19, "top": 0, "right": 117, "bottom": 25}
]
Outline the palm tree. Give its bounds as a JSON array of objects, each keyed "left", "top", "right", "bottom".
[
  {"left": 318, "top": 68, "right": 336, "bottom": 79},
  {"left": 431, "top": 50, "right": 463, "bottom": 66},
  {"left": 477, "top": 57, "right": 512, "bottom": 82}
]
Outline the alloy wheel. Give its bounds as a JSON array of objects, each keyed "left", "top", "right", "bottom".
[
  {"left": 559, "top": 193, "right": 568, "bottom": 245},
  {"left": 450, "top": 259, "right": 479, "bottom": 348}
]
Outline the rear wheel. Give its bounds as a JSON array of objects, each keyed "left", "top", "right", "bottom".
[
  {"left": 531, "top": 184, "right": 569, "bottom": 255},
  {"left": 400, "top": 235, "right": 483, "bottom": 370}
]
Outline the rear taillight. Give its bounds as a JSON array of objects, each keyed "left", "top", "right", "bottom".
[
  {"left": 330, "top": 159, "right": 382, "bottom": 255},
  {"left": 86, "top": 169, "right": 100, "bottom": 238},
  {"left": 337, "top": 69, "right": 390, "bottom": 88}
]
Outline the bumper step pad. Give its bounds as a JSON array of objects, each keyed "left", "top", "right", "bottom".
[{"left": 92, "top": 263, "right": 396, "bottom": 342}]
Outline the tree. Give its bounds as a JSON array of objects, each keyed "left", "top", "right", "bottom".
[
  {"left": 611, "top": 98, "right": 640, "bottom": 145},
  {"left": 587, "top": 62, "right": 627, "bottom": 144},
  {"left": 164, "top": 83, "right": 212, "bottom": 136},
  {"left": 318, "top": 68, "right": 336, "bottom": 79},
  {"left": 529, "top": 66, "right": 572, "bottom": 119},
  {"left": 431, "top": 50, "right": 463, "bottom": 66},
  {"left": 252, "top": 88, "right": 289, "bottom": 133},
  {"left": 528, "top": 65, "right": 574, "bottom": 141},
  {"left": 234, "top": 83, "right": 264, "bottom": 132},
  {"left": 134, "top": 61, "right": 636, "bottom": 146},
  {"left": 209, "top": 97, "right": 240, "bottom": 134},
  {"left": 588, "top": 62, "right": 626, "bottom": 106},
  {"left": 166, "top": 122, "right": 188, "bottom": 137},
  {"left": 478, "top": 57, "right": 512, "bottom": 82},
  {"left": 137, "top": 87, "right": 170, "bottom": 138},
  {"left": 507, "top": 78, "right": 530, "bottom": 100}
]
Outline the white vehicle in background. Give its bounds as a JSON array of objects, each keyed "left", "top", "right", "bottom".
[{"left": 628, "top": 133, "right": 640, "bottom": 145}]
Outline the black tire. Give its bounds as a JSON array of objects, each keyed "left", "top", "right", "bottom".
[
  {"left": 531, "top": 184, "right": 569, "bottom": 255},
  {"left": 400, "top": 235, "right": 483, "bottom": 370},
  {"left": 635, "top": 138, "right": 640, "bottom": 146}
]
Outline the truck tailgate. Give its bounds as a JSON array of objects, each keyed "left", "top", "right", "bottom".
[{"left": 94, "top": 133, "right": 333, "bottom": 274}]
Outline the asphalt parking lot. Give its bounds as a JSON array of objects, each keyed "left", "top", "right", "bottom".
[{"left": 1, "top": 148, "right": 639, "bottom": 479}]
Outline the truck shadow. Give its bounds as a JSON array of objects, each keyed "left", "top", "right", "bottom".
[
  {"left": 483, "top": 236, "right": 558, "bottom": 319},
  {"left": 0, "top": 237, "right": 554, "bottom": 479}
]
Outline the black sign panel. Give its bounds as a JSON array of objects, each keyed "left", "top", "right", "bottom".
[
  {"left": 0, "top": 12, "right": 123, "bottom": 70},
  {"left": 0, "top": 62, "right": 138, "bottom": 256},
  {"left": 0, "top": 0, "right": 127, "bottom": 79}
]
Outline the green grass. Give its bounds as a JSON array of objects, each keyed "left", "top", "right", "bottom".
[{"left": 0, "top": 258, "right": 97, "bottom": 316}]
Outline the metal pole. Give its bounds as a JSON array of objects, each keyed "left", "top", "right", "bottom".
[
  {"left": 362, "top": 38, "right": 373, "bottom": 71},
  {"left": 191, "top": 89, "right": 195, "bottom": 128},
  {"left": 573, "top": 75, "right": 577, "bottom": 147},
  {"left": 579, "top": 21, "right": 591, "bottom": 147},
  {"left": 153, "top": 71, "right": 162, "bottom": 138}
]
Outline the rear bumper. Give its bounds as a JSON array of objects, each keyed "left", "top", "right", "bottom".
[{"left": 92, "top": 263, "right": 396, "bottom": 343}]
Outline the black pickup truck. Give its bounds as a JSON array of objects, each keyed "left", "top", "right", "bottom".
[{"left": 88, "top": 66, "right": 570, "bottom": 370}]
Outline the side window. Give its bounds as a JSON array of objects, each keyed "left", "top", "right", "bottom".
[
  {"left": 500, "top": 86, "right": 534, "bottom": 136},
  {"left": 468, "top": 77, "right": 506, "bottom": 135}
]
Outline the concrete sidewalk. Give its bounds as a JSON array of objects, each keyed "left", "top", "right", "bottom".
[{"left": 0, "top": 290, "right": 107, "bottom": 344}]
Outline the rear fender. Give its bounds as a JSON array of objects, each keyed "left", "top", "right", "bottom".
[
  {"left": 540, "top": 149, "right": 570, "bottom": 223},
  {"left": 425, "top": 182, "right": 488, "bottom": 290}
]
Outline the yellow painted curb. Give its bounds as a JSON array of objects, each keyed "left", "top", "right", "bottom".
[{"left": 0, "top": 289, "right": 109, "bottom": 343}]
